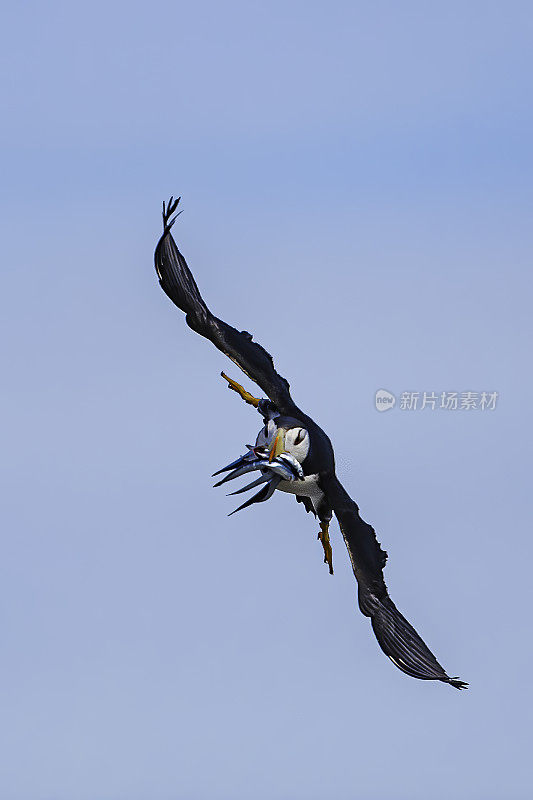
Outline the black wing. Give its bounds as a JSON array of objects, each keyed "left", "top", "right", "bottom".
[
  {"left": 154, "top": 198, "right": 301, "bottom": 417},
  {"left": 320, "top": 473, "right": 467, "bottom": 689}
]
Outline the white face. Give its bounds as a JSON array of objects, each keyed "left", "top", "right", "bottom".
[
  {"left": 255, "top": 419, "right": 276, "bottom": 449},
  {"left": 283, "top": 426, "right": 310, "bottom": 464},
  {"left": 255, "top": 422, "right": 310, "bottom": 464}
]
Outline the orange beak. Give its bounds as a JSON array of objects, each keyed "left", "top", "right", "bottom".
[{"left": 269, "top": 430, "right": 285, "bottom": 462}]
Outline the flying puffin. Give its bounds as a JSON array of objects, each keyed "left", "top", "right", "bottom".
[{"left": 154, "top": 197, "right": 467, "bottom": 690}]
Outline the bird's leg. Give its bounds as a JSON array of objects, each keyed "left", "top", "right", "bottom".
[
  {"left": 318, "top": 521, "right": 333, "bottom": 575},
  {"left": 221, "top": 372, "right": 261, "bottom": 408}
]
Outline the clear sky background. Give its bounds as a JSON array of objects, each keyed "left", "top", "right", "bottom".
[{"left": 2, "top": 2, "right": 532, "bottom": 798}]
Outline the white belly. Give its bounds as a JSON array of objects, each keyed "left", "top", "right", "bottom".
[{"left": 277, "top": 473, "right": 325, "bottom": 514}]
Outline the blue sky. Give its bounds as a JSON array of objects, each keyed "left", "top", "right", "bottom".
[{"left": 2, "top": 2, "right": 532, "bottom": 798}]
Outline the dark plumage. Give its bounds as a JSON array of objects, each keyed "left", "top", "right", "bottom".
[{"left": 154, "top": 197, "right": 467, "bottom": 690}]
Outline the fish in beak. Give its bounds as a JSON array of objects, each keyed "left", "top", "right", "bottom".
[{"left": 211, "top": 428, "right": 297, "bottom": 516}]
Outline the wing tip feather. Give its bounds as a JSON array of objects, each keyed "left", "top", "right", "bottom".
[
  {"left": 367, "top": 594, "right": 467, "bottom": 690},
  {"left": 446, "top": 676, "right": 469, "bottom": 690}
]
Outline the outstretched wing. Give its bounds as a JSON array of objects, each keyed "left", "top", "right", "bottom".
[
  {"left": 320, "top": 473, "right": 467, "bottom": 689},
  {"left": 154, "top": 197, "right": 301, "bottom": 417}
]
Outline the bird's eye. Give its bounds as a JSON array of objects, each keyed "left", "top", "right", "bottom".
[{"left": 294, "top": 428, "right": 306, "bottom": 445}]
